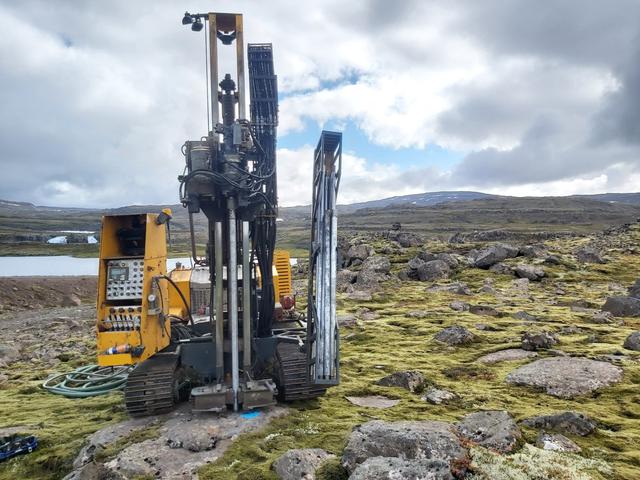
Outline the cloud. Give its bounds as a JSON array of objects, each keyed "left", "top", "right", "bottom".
[{"left": 1, "top": 0, "right": 640, "bottom": 209}]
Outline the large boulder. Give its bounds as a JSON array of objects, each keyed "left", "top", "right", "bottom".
[
  {"left": 456, "top": 411, "right": 522, "bottom": 453},
  {"left": 346, "top": 244, "right": 374, "bottom": 265},
  {"left": 519, "top": 244, "right": 548, "bottom": 258},
  {"left": 361, "top": 255, "right": 391, "bottom": 275},
  {"left": 376, "top": 371, "right": 426, "bottom": 393},
  {"left": 575, "top": 246, "right": 606, "bottom": 264},
  {"left": 355, "top": 256, "right": 391, "bottom": 289},
  {"left": 478, "top": 349, "right": 538, "bottom": 364},
  {"left": 433, "top": 326, "right": 476, "bottom": 346},
  {"left": 520, "top": 411, "right": 597, "bottom": 436},
  {"left": 514, "top": 264, "right": 545, "bottom": 281},
  {"left": 435, "top": 253, "right": 459, "bottom": 269},
  {"left": 272, "top": 448, "right": 335, "bottom": 480},
  {"left": 391, "top": 232, "right": 423, "bottom": 247},
  {"left": 341, "top": 420, "right": 467, "bottom": 474},
  {"left": 602, "top": 296, "right": 640, "bottom": 317},
  {"left": 336, "top": 270, "right": 357, "bottom": 293},
  {"left": 474, "top": 244, "right": 519, "bottom": 269},
  {"left": 349, "top": 457, "right": 453, "bottom": 480},
  {"left": 623, "top": 332, "right": 640, "bottom": 351},
  {"left": 521, "top": 331, "right": 558, "bottom": 351},
  {"left": 417, "top": 260, "right": 450, "bottom": 281},
  {"left": 506, "top": 357, "right": 623, "bottom": 398}
]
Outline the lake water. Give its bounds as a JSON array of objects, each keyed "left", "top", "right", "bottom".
[{"left": 0, "top": 256, "right": 193, "bottom": 277}]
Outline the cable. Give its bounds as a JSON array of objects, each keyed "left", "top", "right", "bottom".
[
  {"left": 159, "top": 274, "right": 195, "bottom": 327},
  {"left": 42, "top": 365, "right": 132, "bottom": 398}
]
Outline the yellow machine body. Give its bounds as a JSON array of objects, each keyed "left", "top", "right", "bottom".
[
  {"left": 96, "top": 214, "right": 170, "bottom": 367},
  {"left": 95, "top": 213, "right": 293, "bottom": 367}
]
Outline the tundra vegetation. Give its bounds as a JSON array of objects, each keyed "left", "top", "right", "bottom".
[{"left": 1, "top": 222, "right": 640, "bottom": 479}]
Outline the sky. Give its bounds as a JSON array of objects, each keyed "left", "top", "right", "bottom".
[{"left": 1, "top": 0, "right": 639, "bottom": 208}]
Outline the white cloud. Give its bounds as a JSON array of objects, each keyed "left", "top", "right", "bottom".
[{"left": 1, "top": 0, "right": 640, "bottom": 209}]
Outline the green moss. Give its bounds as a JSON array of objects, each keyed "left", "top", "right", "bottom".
[
  {"left": 198, "top": 227, "right": 640, "bottom": 479},
  {"left": 0, "top": 363, "right": 126, "bottom": 480}
]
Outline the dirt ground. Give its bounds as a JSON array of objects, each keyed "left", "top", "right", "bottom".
[{"left": 0, "top": 276, "right": 97, "bottom": 313}]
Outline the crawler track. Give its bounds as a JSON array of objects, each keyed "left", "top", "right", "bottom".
[
  {"left": 275, "top": 342, "right": 326, "bottom": 402},
  {"left": 124, "top": 353, "right": 183, "bottom": 417}
]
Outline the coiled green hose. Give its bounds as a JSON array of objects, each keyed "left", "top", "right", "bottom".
[{"left": 42, "top": 364, "right": 133, "bottom": 398}]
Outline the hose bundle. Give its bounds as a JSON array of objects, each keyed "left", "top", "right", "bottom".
[{"left": 42, "top": 364, "right": 132, "bottom": 398}]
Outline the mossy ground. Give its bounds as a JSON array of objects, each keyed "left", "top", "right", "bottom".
[
  {"left": 200, "top": 227, "right": 640, "bottom": 479},
  {"left": 2, "top": 227, "right": 640, "bottom": 479}
]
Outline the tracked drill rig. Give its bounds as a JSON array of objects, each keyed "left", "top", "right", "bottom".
[{"left": 94, "top": 12, "right": 342, "bottom": 415}]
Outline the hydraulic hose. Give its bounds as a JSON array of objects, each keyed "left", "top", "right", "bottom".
[{"left": 42, "top": 364, "right": 132, "bottom": 398}]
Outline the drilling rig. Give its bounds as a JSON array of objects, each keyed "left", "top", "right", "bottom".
[{"left": 94, "top": 12, "right": 341, "bottom": 415}]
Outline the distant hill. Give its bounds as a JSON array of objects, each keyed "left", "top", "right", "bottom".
[
  {"left": 572, "top": 193, "right": 640, "bottom": 206},
  {"left": 340, "top": 191, "right": 496, "bottom": 213}
]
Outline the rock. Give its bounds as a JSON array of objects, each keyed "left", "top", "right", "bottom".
[
  {"left": 475, "top": 323, "right": 502, "bottom": 332},
  {"left": 341, "top": 420, "right": 467, "bottom": 473},
  {"left": 346, "top": 244, "right": 374, "bottom": 265},
  {"left": 435, "top": 253, "right": 459, "bottom": 269},
  {"left": 469, "top": 305, "right": 501, "bottom": 317},
  {"left": 392, "top": 232, "right": 423, "bottom": 247},
  {"left": 449, "top": 300, "right": 470, "bottom": 312},
  {"left": 519, "top": 245, "right": 547, "bottom": 258},
  {"left": 376, "top": 371, "right": 426, "bottom": 393},
  {"left": 575, "top": 246, "right": 606, "bottom": 264},
  {"left": 514, "top": 264, "right": 545, "bottom": 281},
  {"left": 544, "top": 255, "right": 562, "bottom": 265},
  {"left": 345, "top": 291, "right": 372, "bottom": 301},
  {"left": 406, "top": 310, "right": 429, "bottom": 318},
  {"left": 272, "top": 448, "right": 335, "bottom": 480},
  {"left": 456, "top": 411, "right": 522, "bottom": 453},
  {"left": 623, "top": 331, "right": 640, "bottom": 351},
  {"left": 165, "top": 424, "right": 216, "bottom": 452},
  {"left": 63, "top": 462, "right": 123, "bottom": 480},
  {"left": 520, "top": 411, "right": 597, "bottom": 436},
  {"left": 361, "top": 255, "right": 391, "bottom": 275},
  {"left": 337, "top": 314, "right": 357, "bottom": 328},
  {"left": 488, "top": 263, "right": 514, "bottom": 275},
  {"left": 349, "top": 457, "right": 454, "bottom": 480},
  {"left": 536, "top": 432, "right": 581, "bottom": 453},
  {"left": 433, "top": 326, "right": 476, "bottom": 346},
  {"left": 628, "top": 279, "right": 640, "bottom": 298},
  {"left": 417, "top": 260, "right": 450, "bottom": 281},
  {"left": 346, "top": 396, "right": 400, "bottom": 409},
  {"left": 521, "top": 331, "right": 558, "bottom": 351},
  {"left": 336, "top": 270, "right": 357, "bottom": 292},
  {"left": 602, "top": 296, "right": 640, "bottom": 317},
  {"left": 478, "top": 349, "right": 538, "bottom": 364},
  {"left": 418, "top": 251, "right": 438, "bottom": 262},
  {"left": 422, "top": 388, "right": 458, "bottom": 405},
  {"left": 0, "top": 344, "right": 20, "bottom": 363},
  {"left": 426, "top": 283, "right": 472, "bottom": 295},
  {"left": 61, "top": 293, "right": 82, "bottom": 307},
  {"left": 588, "top": 311, "right": 619, "bottom": 324},
  {"left": 72, "top": 417, "right": 159, "bottom": 469},
  {"left": 505, "top": 357, "right": 623, "bottom": 398},
  {"left": 512, "top": 311, "right": 537, "bottom": 322},
  {"left": 474, "top": 243, "right": 519, "bottom": 269},
  {"left": 408, "top": 256, "right": 426, "bottom": 270}
]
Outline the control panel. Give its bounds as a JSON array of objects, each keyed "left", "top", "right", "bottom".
[
  {"left": 106, "top": 258, "right": 145, "bottom": 300},
  {"left": 103, "top": 305, "right": 142, "bottom": 331}
]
